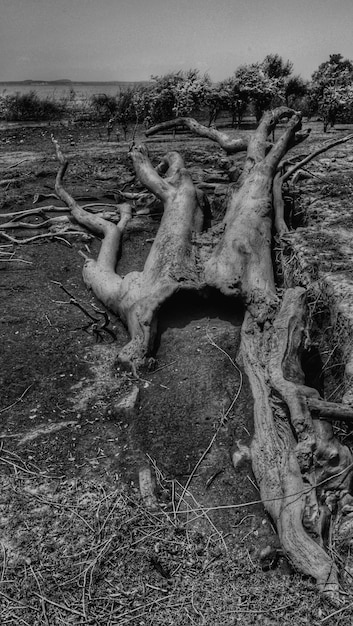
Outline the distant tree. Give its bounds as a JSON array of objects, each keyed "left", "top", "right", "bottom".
[
  {"left": 147, "top": 73, "right": 178, "bottom": 123},
  {"left": 131, "top": 84, "right": 154, "bottom": 129},
  {"left": 284, "top": 76, "right": 308, "bottom": 107},
  {"left": 90, "top": 93, "right": 117, "bottom": 121},
  {"left": 231, "top": 54, "right": 298, "bottom": 122},
  {"left": 310, "top": 53, "right": 353, "bottom": 130},
  {"left": 147, "top": 70, "right": 211, "bottom": 125},
  {"left": 206, "top": 77, "right": 249, "bottom": 128},
  {"left": 206, "top": 55, "right": 297, "bottom": 128},
  {"left": 234, "top": 62, "right": 280, "bottom": 121},
  {"left": 206, "top": 84, "right": 230, "bottom": 126},
  {"left": 312, "top": 53, "right": 353, "bottom": 85},
  {"left": 114, "top": 89, "right": 136, "bottom": 139},
  {"left": 262, "top": 53, "right": 293, "bottom": 79},
  {"left": 90, "top": 90, "right": 139, "bottom": 140},
  {"left": 68, "top": 87, "right": 76, "bottom": 102},
  {"left": 284, "top": 75, "right": 308, "bottom": 107}
]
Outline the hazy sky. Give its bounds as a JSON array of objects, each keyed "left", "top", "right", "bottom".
[{"left": 1, "top": 0, "right": 353, "bottom": 82}]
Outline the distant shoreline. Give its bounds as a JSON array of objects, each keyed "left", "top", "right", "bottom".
[
  {"left": 0, "top": 80, "right": 149, "bottom": 85},
  {"left": 0, "top": 80, "right": 151, "bottom": 100}
]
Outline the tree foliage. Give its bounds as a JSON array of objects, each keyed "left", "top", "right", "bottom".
[
  {"left": 95, "top": 73, "right": 211, "bottom": 138},
  {"left": 206, "top": 78, "right": 248, "bottom": 127},
  {"left": 310, "top": 53, "right": 353, "bottom": 130},
  {"left": 114, "top": 89, "right": 137, "bottom": 137},
  {"left": 262, "top": 53, "right": 293, "bottom": 79},
  {"left": 146, "top": 70, "right": 211, "bottom": 125},
  {"left": 90, "top": 93, "right": 118, "bottom": 121},
  {"left": 206, "top": 54, "right": 302, "bottom": 127},
  {"left": 234, "top": 61, "right": 281, "bottom": 121},
  {"left": 284, "top": 75, "right": 308, "bottom": 107},
  {"left": 8, "top": 54, "right": 353, "bottom": 133}
]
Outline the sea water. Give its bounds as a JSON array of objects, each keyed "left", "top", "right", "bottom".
[{"left": 0, "top": 81, "right": 144, "bottom": 101}]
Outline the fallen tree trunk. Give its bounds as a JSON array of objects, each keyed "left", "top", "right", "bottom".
[
  {"left": 241, "top": 299, "right": 338, "bottom": 596},
  {"left": 52, "top": 107, "right": 353, "bottom": 602}
]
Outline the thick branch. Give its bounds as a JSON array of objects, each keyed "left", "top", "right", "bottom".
[
  {"left": 202, "top": 110, "right": 302, "bottom": 319},
  {"left": 52, "top": 136, "right": 132, "bottom": 304},
  {"left": 244, "top": 107, "right": 297, "bottom": 175},
  {"left": 146, "top": 117, "right": 248, "bottom": 154},
  {"left": 52, "top": 136, "right": 119, "bottom": 238},
  {"left": 268, "top": 288, "right": 316, "bottom": 467},
  {"left": 273, "top": 173, "right": 288, "bottom": 236},
  {"left": 245, "top": 107, "right": 298, "bottom": 167},
  {"left": 155, "top": 151, "right": 186, "bottom": 178},
  {"left": 308, "top": 397, "right": 353, "bottom": 422},
  {"left": 110, "top": 144, "right": 206, "bottom": 372},
  {"left": 265, "top": 112, "right": 302, "bottom": 172},
  {"left": 241, "top": 309, "right": 339, "bottom": 600},
  {"left": 287, "top": 128, "right": 311, "bottom": 150},
  {"left": 129, "top": 144, "right": 171, "bottom": 200}
]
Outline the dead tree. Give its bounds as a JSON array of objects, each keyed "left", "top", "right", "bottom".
[{"left": 52, "top": 107, "right": 353, "bottom": 603}]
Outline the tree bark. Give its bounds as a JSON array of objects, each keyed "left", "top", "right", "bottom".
[
  {"left": 308, "top": 398, "right": 353, "bottom": 422},
  {"left": 52, "top": 108, "right": 353, "bottom": 602},
  {"left": 241, "top": 298, "right": 339, "bottom": 596}
]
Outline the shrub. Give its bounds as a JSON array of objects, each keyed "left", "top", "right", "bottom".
[
  {"left": 89, "top": 93, "right": 118, "bottom": 121},
  {"left": 0, "top": 90, "right": 64, "bottom": 121}
]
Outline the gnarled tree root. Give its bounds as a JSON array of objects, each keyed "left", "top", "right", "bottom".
[{"left": 242, "top": 288, "right": 353, "bottom": 602}]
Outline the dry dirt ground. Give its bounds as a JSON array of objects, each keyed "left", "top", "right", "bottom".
[{"left": 1, "top": 118, "right": 353, "bottom": 624}]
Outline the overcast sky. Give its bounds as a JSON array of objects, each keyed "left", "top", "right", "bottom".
[{"left": 1, "top": 0, "right": 353, "bottom": 82}]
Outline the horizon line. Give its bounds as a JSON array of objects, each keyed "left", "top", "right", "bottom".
[{"left": 0, "top": 79, "right": 151, "bottom": 84}]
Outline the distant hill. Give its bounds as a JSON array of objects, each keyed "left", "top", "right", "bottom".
[
  {"left": 48, "top": 80, "right": 73, "bottom": 84},
  {"left": 22, "top": 79, "right": 73, "bottom": 84}
]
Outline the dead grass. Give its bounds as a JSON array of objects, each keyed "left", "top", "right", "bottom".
[{"left": 1, "top": 448, "right": 352, "bottom": 625}]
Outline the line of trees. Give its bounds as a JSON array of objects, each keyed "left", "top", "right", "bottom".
[
  {"left": 2, "top": 53, "right": 353, "bottom": 132},
  {"left": 93, "top": 53, "right": 353, "bottom": 136}
]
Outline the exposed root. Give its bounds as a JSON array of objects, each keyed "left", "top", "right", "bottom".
[
  {"left": 242, "top": 304, "right": 339, "bottom": 601},
  {"left": 241, "top": 288, "right": 353, "bottom": 602}
]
